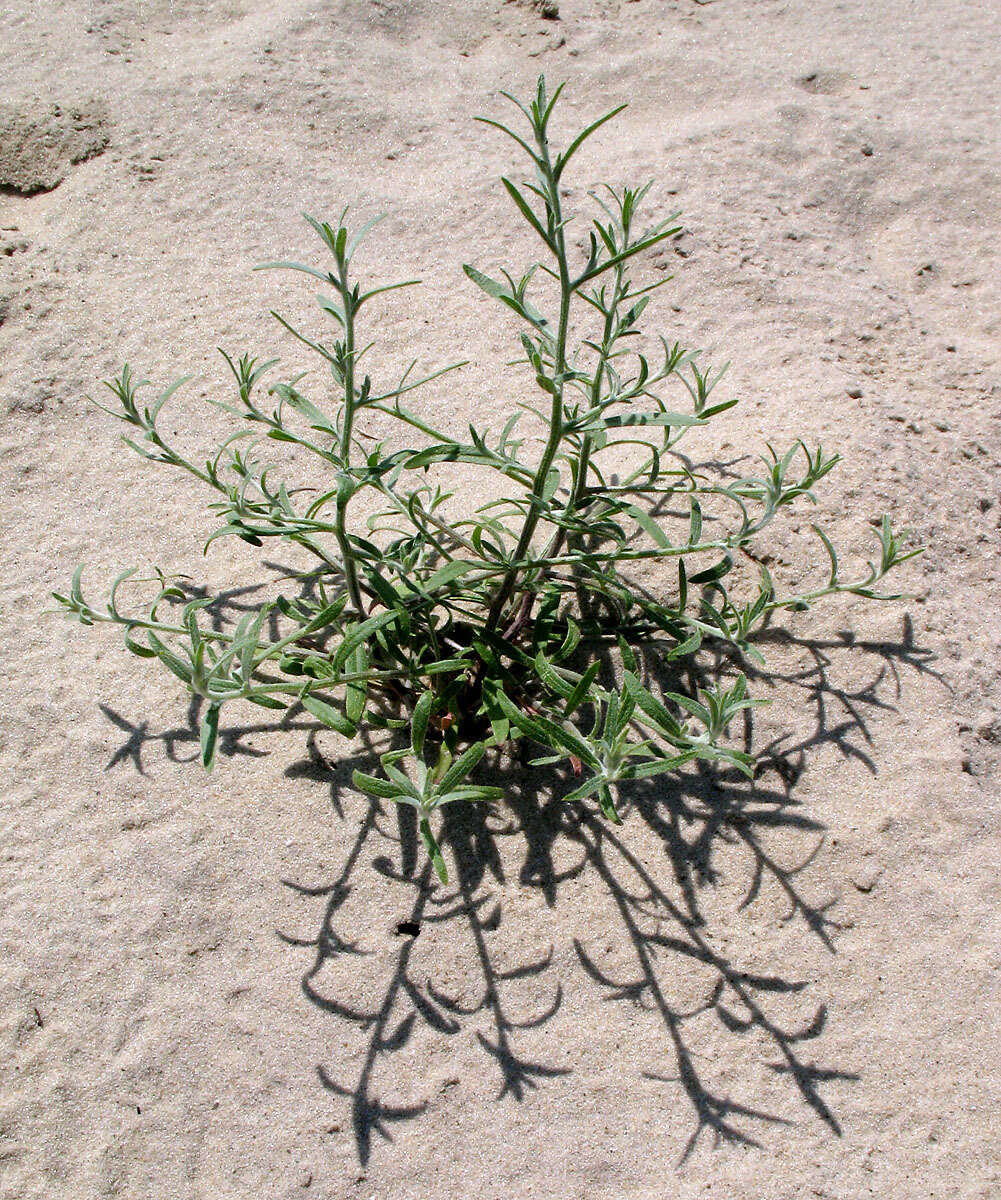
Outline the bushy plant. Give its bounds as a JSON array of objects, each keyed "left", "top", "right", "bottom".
[{"left": 54, "top": 78, "right": 919, "bottom": 882}]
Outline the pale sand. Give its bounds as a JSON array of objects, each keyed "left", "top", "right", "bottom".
[{"left": 1, "top": 1, "right": 999, "bottom": 1196}]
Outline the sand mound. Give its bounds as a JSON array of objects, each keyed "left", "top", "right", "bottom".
[{"left": 0, "top": 98, "right": 109, "bottom": 195}]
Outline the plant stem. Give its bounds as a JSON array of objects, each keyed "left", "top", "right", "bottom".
[
  {"left": 506, "top": 269, "right": 619, "bottom": 640},
  {"left": 333, "top": 261, "right": 367, "bottom": 618},
  {"left": 486, "top": 133, "right": 572, "bottom": 634}
]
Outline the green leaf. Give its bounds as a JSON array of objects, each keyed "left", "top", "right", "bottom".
[
  {"left": 357, "top": 278, "right": 421, "bottom": 307},
  {"left": 472, "top": 115, "right": 540, "bottom": 163},
  {"left": 124, "top": 630, "right": 157, "bottom": 658},
  {"left": 623, "top": 672, "right": 683, "bottom": 739},
  {"left": 597, "top": 784, "right": 622, "bottom": 824},
  {"left": 200, "top": 703, "right": 220, "bottom": 771},
  {"left": 435, "top": 742, "right": 487, "bottom": 796},
  {"left": 555, "top": 104, "right": 627, "bottom": 179},
  {"left": 344, "top": 644, "right": 368, "bottom": 725},
  {"left": 422, "top": 559, "right": 477, "bottom": 593},
  {"left": 564, "top": 661, "right": 602, "bottom": 717},
  {"left": 462, "top": 265, "right": 550, "bottom": 334},
  {"left": 436, "top": 785, "right": 504, "bottom": 805},
  {"left": 330, "top": 610, "right": 400, "bottom": 673},
  {"left": 561, "top": 774, "right": 605, "bottom": 803},
  {"left": 665, "top": 628, "right": 701, "bottom": 661},
  {"left": 574, "top": 223, "right": 682, "bottom": 288},
  {"left": 424, "top": 657, "right": 473, "bottom": 675},
  {"left": 813, "top": 524, "right": 839, "bottom": 586},
  {"left": 625, "top": 752, "right": 696, "bottom": 779},
  {"left": 596, "top": 411, "right": 704, "bottom": 430},
  {"left": 623, "top": 503, "right": 671, "bottom": 548},
  {"left": 147, "top": 375, "right": 192, "bottom": 422},
  {"left": 402, "top": 444, "right": 458, "bottom": 471},
  {"left": 412, "top": 690, "right": 434, "bottom": 756},
  {"left": 302, "top": 594, "right": 349, "bottom": 635},
  {"left": 463, "top": 264, "right": 509, "bottom": 301},
  {"left": 501, "top": 177, "right": 554, "bottom": 248},
  {"left": 488, "top": 715, "right": 510, "bottom": 745},
  {"left": 147, "top": 633, "right": 193, "bottom": 685},
  {"left": 688, "top": 498, "right": 703, "bottom": 546},
  {"left": 534, "top": 652, "right": 575, "bottom": 700},
  {"left": 281, "top": 390, "right": 337, "bottom": 434},
  {"left": 616, "top": 635, "right": 637, "bottom": 674},
  {"left": 353, "top": 770, "right": 406, "bottom": 800},
  {"left": 253, "top": 259, "right": 333, "bottom": 282},
  {"left": 663, "top": 690, "right": 711, "bottom": 727},
  {"left": 688, "top": 553, "right": 733, "bottom": 585},
  {"left": 496, "top": 690, "right": 600, "bottom": 767},
  {"left": 239, "top": 607, "right": 270, "bottom": 684},
  {"left": 556, "top": 617, "right": 581, "bottom": 660},
  {"left": 542, "top": 465, "right": 561, "bottom": 500},
  {"left": 302, "top": 694, "right": 356, "bottom": 736},
  {"left": 245, "top": 694, "right": 288, "bottom": 710}
]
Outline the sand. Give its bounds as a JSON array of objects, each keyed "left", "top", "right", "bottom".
[{"left": 1, "top": 0, "right": 999, "bottom": 1196}]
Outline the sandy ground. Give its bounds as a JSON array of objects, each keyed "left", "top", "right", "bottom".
[{"left": 2, "top": 0, "right": 1000, "bottom": 1196}]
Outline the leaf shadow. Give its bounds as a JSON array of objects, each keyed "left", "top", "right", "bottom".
[{"left": 97, "top": 600, "right": 936, "bottom": 1166}]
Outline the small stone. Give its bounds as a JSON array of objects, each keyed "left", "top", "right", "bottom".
[
  {"left": 860, "top": 143, "right": 874, "bottom": 156},
  {"left": 974, "top": 711, "right": 999, "bottom": 743},
  {"left": 846, "top": 386, "right": 863, "bottom": 399},
  {"left": 850, "top": 862, "right": 883, "bottom": 893}
]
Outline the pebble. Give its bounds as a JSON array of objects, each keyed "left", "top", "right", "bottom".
[
  {"left": 851, "top": 862, "right": 883, "bottom": 893},
  {"left": 974, "top": 711, "right": 999, "bottom": 743},
  {"left": 846, "top": 385, "right": 863, "bottom": 398}
]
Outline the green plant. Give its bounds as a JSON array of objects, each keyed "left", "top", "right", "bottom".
[{"left": 54, "top": 78, "right": 920, "bottom": 882}]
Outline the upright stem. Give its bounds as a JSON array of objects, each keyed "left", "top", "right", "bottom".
[
  {"left": 536, "top": 269, "right": 621, "bottom": 584},
  {"left": 334, "top": 261, "right": 367, "bottom": 618},
  {"left": 486, "top": 132, "right": 572, "bottom": 633}
]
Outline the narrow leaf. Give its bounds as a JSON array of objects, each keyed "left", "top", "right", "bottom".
[
  {"left": 302, "top": 694, "right": 356, "bottom": 736},
  {"left": 200, "top": 703, "right": 220, "bottom": 771},
  {"left": 412, "top": 690, "right": 434, "bottom": 757},
  {"left": 353, "top": 770, "right": 405, "bottom": 800}
]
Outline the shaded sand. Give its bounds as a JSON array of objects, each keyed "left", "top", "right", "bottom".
[{"left": 1, "top": 1, "right": 999, "bottom": 1196}]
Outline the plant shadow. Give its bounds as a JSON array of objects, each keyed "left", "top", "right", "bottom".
[{"left": 98, "top": 583, "right": 939, "bottom": 1165}]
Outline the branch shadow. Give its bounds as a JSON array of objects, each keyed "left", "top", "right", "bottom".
[{"left": 98, "top": 603, "right": 937, "bottom": 1166}]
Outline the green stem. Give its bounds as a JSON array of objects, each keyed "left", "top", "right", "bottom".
[
  {"left": 333, "top": 261, "right": 367, "bottom": 618},
  {"left": 486, "top": 133, "right": 572, "bottom": 633},
  {"left": 512, "top": 268, "right": 622, "bottom": 641}
]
